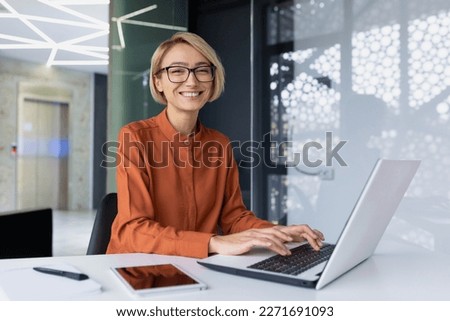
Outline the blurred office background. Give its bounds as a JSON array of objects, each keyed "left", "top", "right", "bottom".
[{"left": 0, "top": 0, "right": 449, "bottom": 255}]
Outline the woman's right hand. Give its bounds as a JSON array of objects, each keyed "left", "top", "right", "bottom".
[{"left": 208, "top": 225, "right": 323, "bottom": 256}]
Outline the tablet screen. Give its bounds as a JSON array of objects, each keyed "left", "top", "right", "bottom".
[{"left": 114, "top": 264, "right": 203, "bottom": 292}]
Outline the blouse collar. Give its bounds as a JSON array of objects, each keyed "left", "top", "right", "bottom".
[{"left": 155, "top": 108, "right": 204, "bottom": 142}]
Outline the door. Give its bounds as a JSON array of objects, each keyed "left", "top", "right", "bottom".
[{"left": 16, "top": 98, "right": 69, "bottom": 210}]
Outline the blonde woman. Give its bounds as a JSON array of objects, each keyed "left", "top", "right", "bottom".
[{"left": 107, "top": 32, "right": 324, "bottom": 258}]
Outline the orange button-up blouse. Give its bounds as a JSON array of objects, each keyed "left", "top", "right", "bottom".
[{"left": 106, "top": 109, "right": 273, "bottom": 258}]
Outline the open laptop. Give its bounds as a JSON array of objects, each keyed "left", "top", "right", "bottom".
[{"left": 198, "top": 159, "right": 420, "bottom": 290}]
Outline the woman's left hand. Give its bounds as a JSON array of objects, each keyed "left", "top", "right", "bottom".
[{"left": 273, "top": 225, "right": 325, "bottom": 250}]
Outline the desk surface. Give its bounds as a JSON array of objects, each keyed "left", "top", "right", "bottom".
[{"left": 1, "top": 235, "right": 450, "bottom": 301}]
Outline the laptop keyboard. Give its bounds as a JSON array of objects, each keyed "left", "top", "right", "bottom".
[{"left": 248, "top": 243, "right": 335, "bottom": 276}]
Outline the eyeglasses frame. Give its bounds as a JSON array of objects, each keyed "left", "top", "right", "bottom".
[{"left": 155, "top": 65, "right": 216, "bottom": 83}]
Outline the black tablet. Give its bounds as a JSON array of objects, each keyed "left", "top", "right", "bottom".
[{"left": 111, "top": 264, "right": 207, "bottom": 296}]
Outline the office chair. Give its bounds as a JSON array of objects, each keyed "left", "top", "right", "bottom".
[
  {"left": 86, "top": 193, "right": 118, "bottom": 255},
  {"left": 0, "top": 208, "right": 53, "bottom": 259}
]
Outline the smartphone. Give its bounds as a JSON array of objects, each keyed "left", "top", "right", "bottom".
[{"left": 111, "top": 263, "right": 207, "bottom": 296}]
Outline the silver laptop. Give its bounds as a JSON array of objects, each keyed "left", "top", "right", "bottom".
[{"left": 198, "top": 159, "right": 420, "bottom": 290}]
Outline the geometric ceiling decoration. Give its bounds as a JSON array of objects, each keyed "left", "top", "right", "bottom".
[
  {"left": 0, "top": 0, "right": 109, "bottom": 74},
  {"left": 111, "top": 4, "right": 187, "bottom": 50}
]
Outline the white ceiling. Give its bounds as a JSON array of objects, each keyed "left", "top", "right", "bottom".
[{"left": 0, "top": 0, "right": 109, "bottom": 74}]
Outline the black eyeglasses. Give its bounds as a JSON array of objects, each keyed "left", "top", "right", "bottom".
[{"left": 156, "top": 65, "right": 216, "bottom": 83}]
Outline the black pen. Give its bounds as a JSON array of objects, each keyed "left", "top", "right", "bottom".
[{"left": 33, "top": 267, "right": 89, "bottom": 281}]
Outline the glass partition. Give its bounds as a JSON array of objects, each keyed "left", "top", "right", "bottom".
[{"left": 254, "top": 0, "right": 450, "bottom": 247}]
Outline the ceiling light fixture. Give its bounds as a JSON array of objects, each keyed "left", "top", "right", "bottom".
[
  {"left": 112, "top": 4, "right": 157, "bottom": 49},
  {"left": 111, "top": 4, "right": 187, "bottom": 50},
  {"left": 38, "top": 0, "right": 108, "bottom": 28},
  {"left": 51, "top": 60, "right": 108, "bottom": 66},
  {"left": 1, "top": 0, "right": 54, "bottom": 43},
  {"left": 47, "top": 0, "right": 109, "bottom": 4},
  {"left": 0, "top": 0, "right": 109, "bottom": 70},
  {"left": 4, "top": 13, "right": 107, "bottom": 29}
]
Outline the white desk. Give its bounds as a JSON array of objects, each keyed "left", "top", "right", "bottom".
[{"left": 1, "top": 235, "right": 450, "bottom": 301}]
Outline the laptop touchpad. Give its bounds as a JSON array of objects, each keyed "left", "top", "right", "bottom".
[{"left": 297, "top": 261, "right": 327, "bottom": 281}]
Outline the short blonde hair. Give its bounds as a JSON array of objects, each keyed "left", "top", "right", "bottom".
[{"left": 150, "top": 32, "right": 225, "bottom": 105}]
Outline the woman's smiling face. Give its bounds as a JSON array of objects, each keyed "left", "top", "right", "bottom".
[{"left": 154, "top": 43, "right": 214, "bottom": 114}]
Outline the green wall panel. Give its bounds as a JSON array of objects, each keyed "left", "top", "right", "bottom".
[{"left": 107, "top": 0, "right": 188, "bottom": 191}]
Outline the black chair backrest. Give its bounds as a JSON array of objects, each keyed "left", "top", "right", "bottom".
[
  {"left": 86, "top": 193, "right": 118, "bottom": 255},
  {"left": 0, "top": 208, "right": 53, "bottom": 259}
]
